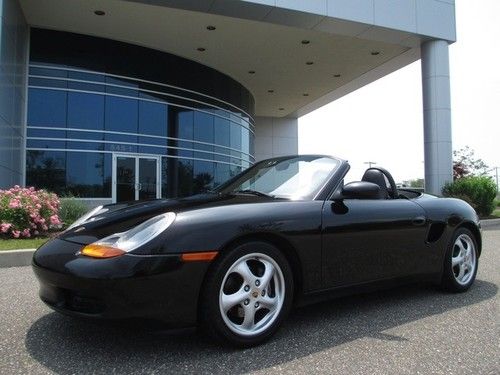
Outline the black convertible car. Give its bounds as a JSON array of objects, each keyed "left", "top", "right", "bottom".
[{"left": 32, "top": 155, "right": 481, "bottom": 347}]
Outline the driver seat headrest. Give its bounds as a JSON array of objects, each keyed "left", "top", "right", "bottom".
[{"left": 361, "top": 169, "right": 389, "bottom": 199}]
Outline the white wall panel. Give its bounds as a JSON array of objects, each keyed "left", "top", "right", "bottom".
[{"left": 255, "top": 116, "right": 298, "bottom": 161}]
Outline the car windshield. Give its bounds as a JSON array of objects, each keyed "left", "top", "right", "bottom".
[{"left": 215, "top": 155, "right": 341, "bottom": 199}]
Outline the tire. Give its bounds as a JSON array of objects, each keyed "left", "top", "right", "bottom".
[
  {"left": 199, "top": 241, "right": 294, "bottom": 347},
  {"left": 440, "top": 227, "right": 479, "bottom": 292}
]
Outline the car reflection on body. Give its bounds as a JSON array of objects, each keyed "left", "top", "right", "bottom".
[{"left": 32, "top": 155, "right": 481, "bottom": 347}]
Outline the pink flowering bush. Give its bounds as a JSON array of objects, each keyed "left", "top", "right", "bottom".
[{"left": 0, "top": 186, "right": 61, "bottom": 239}]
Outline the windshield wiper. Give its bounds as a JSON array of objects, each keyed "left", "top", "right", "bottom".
[{"left": 233, "top": 189, "right": 275, "bottom": 198}]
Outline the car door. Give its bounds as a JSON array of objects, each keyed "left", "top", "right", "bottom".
[{"left": 321, "top": 197, "right": 429, "bottom": 288}]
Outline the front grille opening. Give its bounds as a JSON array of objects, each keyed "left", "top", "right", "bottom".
[{"left": 65, "top": 291, "right": 105, "bottom": 314}]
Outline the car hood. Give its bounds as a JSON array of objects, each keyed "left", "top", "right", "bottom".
[{"left": 59, "top": 193, "right": 276, "bottom": 245}]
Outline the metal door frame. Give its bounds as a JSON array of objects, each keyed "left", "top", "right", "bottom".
[{"left": 112, "top": 153, "right": 161, "bottom": 203}]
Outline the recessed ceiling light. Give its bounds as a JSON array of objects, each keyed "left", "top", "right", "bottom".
[
  {"left": 303, "top": 93, "right": 309, "bottom": 97},
  {"left": 206, "top": 25, "right": 216, "bottom": 31},
  {"left": 94, "top": 10, "right": 105, "bottom": 16},
  {"left": 371, "top": 51, "right": 380, "bottom": 56},
  {"left": 248, "top": 70, "right": 256, "bottom": 74},
  {"left": 197, "top": 47, "right": 206, "bottom": 52},
  {"left": 268, "top": 89, "right": 274, "bottom": 93},
  {"left": 301, "top": 40, "right": 310, "bottom": 45},
  {"left": 279, "top": 107, "right": 285, "bottom": 111},
  {"left": 306, "top": 61, "right": 314, "bottom": 65},
  {"left": 334, "top": 74, "right": 341, "bottom": 78}
]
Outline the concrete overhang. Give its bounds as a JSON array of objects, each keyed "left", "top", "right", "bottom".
[{"left": 19, "top": 0, "right": 456, "bottom": 118}]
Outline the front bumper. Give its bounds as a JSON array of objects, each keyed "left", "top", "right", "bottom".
[{"left": 32, "top": 239, "right": 210, "bottom": 326}]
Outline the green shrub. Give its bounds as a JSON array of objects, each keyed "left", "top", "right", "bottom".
[
  {"left": 442, "top": 176, "right": 497, "bottom": 217},
  {"left": 59, "top": 198, "right": 88, "bottom": 227}
]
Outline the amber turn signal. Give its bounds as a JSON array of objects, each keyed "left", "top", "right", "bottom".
[
  {"left": 80, "top": 244, "right": 126, "bottom": 258},
  {"left": 181, "top": 251, "right": 218, "bottom": 262}
]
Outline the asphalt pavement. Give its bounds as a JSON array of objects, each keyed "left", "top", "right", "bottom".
[{"left": 0, "top": 229, "right": 498, "bottom": 374}]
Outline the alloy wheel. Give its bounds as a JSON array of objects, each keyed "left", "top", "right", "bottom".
[
  {"left": 218, "top": 253, "right": 285, "bottom": 336},
  {"left": 451, "top": 234, "right": 477, "bottom": 286}
]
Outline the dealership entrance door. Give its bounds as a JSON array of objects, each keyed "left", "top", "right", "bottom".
[{"left": 112, "top": 154, "right": 161, "bottom": 203}]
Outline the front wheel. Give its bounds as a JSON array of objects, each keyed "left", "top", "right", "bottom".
[
  {"left": 200, "top": 241, "right": 293, "bottom": 347},
  {"left": 440, "top": 228, "right": 479, "bottom": 292}
]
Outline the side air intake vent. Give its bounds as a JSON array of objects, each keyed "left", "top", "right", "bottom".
[{"left": 427, "top": 222, "right": 446, "bottom": 243}]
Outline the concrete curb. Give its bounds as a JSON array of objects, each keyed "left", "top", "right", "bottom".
[
  {"left": 481, "top": 218, "right": 500, "bottom": 229},
  {"left": 0, "top": 249, "right": 35, "bottom": 268}
]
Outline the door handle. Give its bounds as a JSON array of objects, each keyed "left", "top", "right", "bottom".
[{"left": 412, "top": 216, "right": 426, "bottom": 226}]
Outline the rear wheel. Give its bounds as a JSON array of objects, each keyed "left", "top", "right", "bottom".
[
  {"left": 200, "top": 241, "right": 293, "bottom": 347},
  {"left": 440, "top": 228, "right": 478, "bottom": 292}
]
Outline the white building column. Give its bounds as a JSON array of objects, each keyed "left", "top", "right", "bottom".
[
  {"left": 254, "top": 116, "right": 298, "bottom": 162},
  {"left": 421, "top": 40, "right": 453, "bottom": 195}
]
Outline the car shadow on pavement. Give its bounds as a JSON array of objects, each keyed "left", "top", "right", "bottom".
[{"left": 25, "top": 279, "right": 497, "bottom": 374}]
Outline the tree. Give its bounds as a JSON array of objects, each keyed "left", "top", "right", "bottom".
[
  {"left": 193, "top": 172, "right": 214, "bottom": 194},
  {"left": 409, "top": 178, "right": 424, "bottom": 188},
  {"left": 453, "top": 146, "right": 489, "bottom": 180}
]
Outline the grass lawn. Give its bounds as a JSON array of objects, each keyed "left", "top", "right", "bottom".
[{"left": 0, "top": 237, "right": 49, "bottom": 251}]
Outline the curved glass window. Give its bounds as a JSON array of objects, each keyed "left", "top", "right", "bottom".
[
  {"left": 139, "top": 101, "right": 167, "bottom": 137},
  {"left": 26, "top": 29, "right": 255, "bottom": 201},
  {"left": 28, "top": 89, "right": 67, "bottom": 127},
  {"left": 68, "top": 92, "right": 104, "bottom": 130},
  {"left": 105, "top": 97, "right": 137, "bottom": 133}
]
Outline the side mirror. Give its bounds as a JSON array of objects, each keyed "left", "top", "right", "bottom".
[{"left": 336, "top": 181, "right": 381, "bottom": 200}]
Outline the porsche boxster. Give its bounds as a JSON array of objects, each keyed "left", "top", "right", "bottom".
[{"left": 32, "top": 155, "right": 481, "bottom": 347}]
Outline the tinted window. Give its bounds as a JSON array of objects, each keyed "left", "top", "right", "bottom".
[
  {"left": 214, "top": 163, "right": 230, "bottom": 187},
  {"left": 105, "top": 96, "right": 138, "bottom": 133},
  {"left": 28, "top": 89, "right": 67, "bottom": 127},
  {"left": 176, "top": 110, "right": 193, "bottom": 140},
  {"left": 177, "top": 159, "right": 193, "bottom": 197},
  {"left": 26, "top": 151, "right": 66, "bottom": 195},
  {"left": 66, "top": 141, "right": 104, "bottom": 151},
  {"left": 103, "top": 154, "right": 112, "bottom": 197},
  {"left": 230, "top": 122, "right": 242, "bottom": 150},
  {"left": 241, "top": 127, "right": 250, "bottom": 155},
  {"left": 68, "top": 71, "right": 105, "bottom": 83},
  {"left": 193, "top": 160, "right": 214, "bottom": 194},
  {"left": 67, "top": 130, "right": 103, "bottom": 140},
  {"left": 194, "top": 111, "right": 214, "bottom": 143},
  {"left": 66, "top": 152, "right": 107, "bottom": 197},
  {"left": 139, "top": 101, "right": 167, "bottom": 136},
  {"left": 27, "top": 139, "right": 66, "bottom": 149},
  {"left": 28, "top": 128, "right": 66, "bottom": 138},
  {"left": 27, "top": 30, "right": 256, "bottom": 199},
  {"left": 214, "top": 117, "right": 230, "bottom": 148},
  {"left": 67, "top": 92, "right": 104, "bottom": 130}
]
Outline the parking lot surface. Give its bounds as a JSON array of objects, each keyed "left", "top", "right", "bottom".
[{"left": 1, "top": 228, "right": 499, "bottom": 374}]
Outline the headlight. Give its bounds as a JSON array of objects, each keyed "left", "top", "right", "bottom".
[
  {"left": 66, "top": 205, "right": 108, "bottom": 231},
  {"left": 80, "top": 212, "right": 176, "bottom": 258}
]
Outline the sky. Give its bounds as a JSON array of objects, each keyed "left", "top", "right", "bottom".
[{"left": 298, "top": 0, "right": 499, "bottom": 183}]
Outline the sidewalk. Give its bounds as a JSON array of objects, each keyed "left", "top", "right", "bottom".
[
  {"left": 481, "top": 218, "right": 500, "bottom": 229},
  {"left": 0, "top": 249, "right": 36, "bottom": 268}
]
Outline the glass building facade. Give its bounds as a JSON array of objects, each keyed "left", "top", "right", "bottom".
[{"left": 26, "top": 29, "right": 255, "bottom": 202}]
